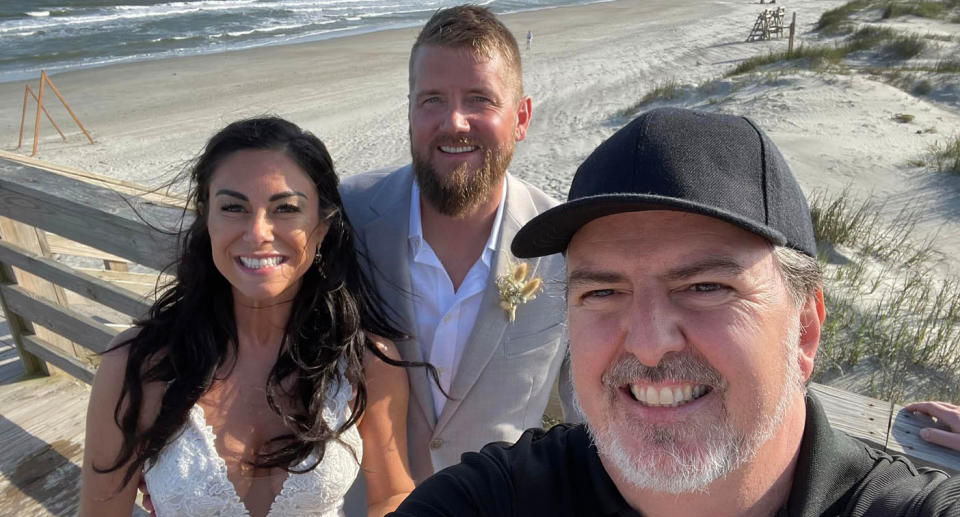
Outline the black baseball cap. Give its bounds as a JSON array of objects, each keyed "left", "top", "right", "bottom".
[{"left": 511, "top": 107, "right": 816, "bottom": 258}]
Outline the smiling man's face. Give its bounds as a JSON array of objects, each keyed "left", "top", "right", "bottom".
[
  {"left": 408, "top": 45, "right": 530, "bottom": 216},
  {"left": 566, "top": 210, "right": 811, "bottom": 493}
]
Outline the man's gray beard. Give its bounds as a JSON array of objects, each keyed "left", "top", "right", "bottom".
[
  {"left": 575, "top": 322, "right": 804, "bottom": 494},
  {"left": 412, "top": 143, "right": 512, "bottom": 217}
]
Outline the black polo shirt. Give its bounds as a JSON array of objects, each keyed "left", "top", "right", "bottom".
[{"left": 389, "top": 393, "right": 960, "bottom": 516}]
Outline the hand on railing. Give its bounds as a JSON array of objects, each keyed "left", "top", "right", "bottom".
[{"left": 904, "top": 401, "right": 960, "bottom": 452}]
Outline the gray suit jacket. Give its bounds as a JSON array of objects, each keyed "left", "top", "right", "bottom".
[{"left": 339, "top": 165, "right": 571, "bottom": 483}]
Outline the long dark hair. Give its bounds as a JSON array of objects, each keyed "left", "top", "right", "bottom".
[{"left": 97, "top": 117, "right": 413, "bottom": 486}]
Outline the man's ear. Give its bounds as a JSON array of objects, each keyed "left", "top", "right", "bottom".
[
  {"left": 797, "top": 290, "right": 826, "bottom": 382},
  {"left": 515, "top": 95, "right": 532, "bottom": 142}
]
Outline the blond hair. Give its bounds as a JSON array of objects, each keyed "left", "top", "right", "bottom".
[{"left": 409, "top": 5, "right": 523, "bottom": 100}]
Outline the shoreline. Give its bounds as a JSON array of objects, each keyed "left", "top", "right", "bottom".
[{"left": 0, "top": 0, "right": 616, "bottom": 87}]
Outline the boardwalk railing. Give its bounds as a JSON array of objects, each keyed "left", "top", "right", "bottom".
[
  {"left": 0, "top": 156, "right": 181, "bottom": 382},
  {"left": 0, "top": 156, "right": 958, "bottom": 474}
]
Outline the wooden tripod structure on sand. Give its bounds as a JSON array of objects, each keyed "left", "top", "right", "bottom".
[{"left": 17, "top": 70, "right": 94, "bottom": 157}]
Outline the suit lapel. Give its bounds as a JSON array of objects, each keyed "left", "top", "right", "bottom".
[
  {"left": 359, "top": 166, "right": 437, "bottom": 428},
  {"left": 435, "top": 174, "right": 541, "bottom": 432}
]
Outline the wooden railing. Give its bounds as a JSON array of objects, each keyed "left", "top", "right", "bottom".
[
  {"left": 0, "top": 157, "right": 181, "bottom": 382},
  {"left": 0, "top": 156, "right": 958, "bottom": 474}
]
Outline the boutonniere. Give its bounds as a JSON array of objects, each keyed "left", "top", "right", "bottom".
[{"left": 496, "top": 261, "right": 543, "bottom": 323}]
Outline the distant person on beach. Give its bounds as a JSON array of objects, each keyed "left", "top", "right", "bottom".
[
  {"left": 388, "top": 107, "right": 960, "bottom": 517},
  {"left": 339, "top": 3, "right": 573, "bottom": 494},
  {"left": 80, "top": 117, "right": 425, "bottom": 517},
  {"left": 526, "top": 30, "right": 533, "bottom": 50}
]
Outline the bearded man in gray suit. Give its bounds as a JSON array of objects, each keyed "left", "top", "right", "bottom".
[{"left": 339, "top": 5, "right": 574, "bottom": 490}]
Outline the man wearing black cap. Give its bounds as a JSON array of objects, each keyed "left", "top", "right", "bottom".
[{"left": 388, "top": 107, "right": 959, "bottom": 517}]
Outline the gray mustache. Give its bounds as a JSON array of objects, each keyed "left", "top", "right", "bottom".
[{"left": 602, "top": 352, "right": 724, "bottom": 389}]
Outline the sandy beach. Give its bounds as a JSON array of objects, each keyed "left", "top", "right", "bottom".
[
  {"left": 0, "top": 2, "right": 851, "bottom": 173},
  {"left": 1, "top": 0, "right": 958, "bottom": 267}
]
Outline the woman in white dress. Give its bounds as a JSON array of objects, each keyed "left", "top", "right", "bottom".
[{"left": 79, "top": 118, "right": 423, "bottom": 517}]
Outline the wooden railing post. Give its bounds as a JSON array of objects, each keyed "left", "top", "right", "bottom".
[
  {"left": 0, "top": 216, "right": 80, "bottom": 374},
  {"left": 0, "top": 261, "right": 48, "bottom": 376},
  {"left": 788, "top": 12, "right": 797, "bottom": 55}
]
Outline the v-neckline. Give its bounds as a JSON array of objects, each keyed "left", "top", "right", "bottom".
[{"left": 190, "top": 404, "right": 296, "bottom": 517}]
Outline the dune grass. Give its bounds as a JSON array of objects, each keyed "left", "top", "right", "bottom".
[
  {"left": 627, "top": 0, "right": 948, "bottom": 111},
  {"left": 881, "top": 59, "right": 960, "bottom": 74},
  {"left": 882, "top": 0, "right": 959, "bottom": 20},
  {"left": 882, "top": 33, "right": 926, "bottom": 59},
  {"left": 912, "top": 78, "right": 933, "bottom": 94},
  {"left": 930, "top": 134, "right": 960, "bottom": 174},
  {"left": 725, "top": 26, "right": 926, "bottom": 77},
  {"left": 810, "top": 189, "right": 959, "bottom": 402},
  {"left": 820, "top": 0, "right": 960, "bottom": 33},
  {"left": 726, "top": 45, "right": 843, "bottom": 76},
  {"left": 810, "top": 190, "right": 878, "bottom": 247},
  {"left": 910, "top": 135, "right": 960, "bottom": 173},
  {"left": 817, "top": 0, "right": 872, "bottom": 34},
  {"left": 616, "top": 80, "right": 683, "bottom": 118},
  {"left": 935, "top": 59, "right": 960, "bottom": 73},
  {"left": 817, "top": 0, "right": 960, "bottom": 29}
]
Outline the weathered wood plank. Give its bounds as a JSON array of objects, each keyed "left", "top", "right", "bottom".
[
  {"left": 75, "top": 267, "right": 169, "bottom": 285},
  {"left": 810, "top": 383, "right": 892, "bottom": 448},
  {"left": 0, "top": 374, "right": 87, "bottom": 464},
  {"left": 0, "top": 149, "right": 187, "bottom": 209},
  {"left": 44, "top": 233, "right": 131, "bottom": 264},
  {"left": 0, "top": 263, "right": 47, "bottom": 376},
  {"left": 21, "top": 335, "right": 95, "bottom": 384},
  {"left": 0, "top": 158, "right": 183, "bottom": 271},
  {"left": 0, "top": 373, "right": 86, "bottom": 517},
  {"left": 76, "top": 267, "right": 170, "bottom": 290},
  {"left": 0, "top": 284, "right": 117, "bottom": 354},
  {"left": 890, "top": 405, "right": 960, "bottom": 474},
  {"left": 812, "top": 383, "right": 960, "bottom": 474},
  {"left": 0, "top": 239, "right": 151, "bottom": 318},
  {"left": 0, "top": 363, "right": 150, "bottom": 516},
  {"left": 0, "top": 338, "right": 26, "bottom": 385},
  {"left": 0, "top": 215, "right": 78, "bottom": 375}
]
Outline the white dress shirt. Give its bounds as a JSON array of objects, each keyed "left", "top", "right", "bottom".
[{"left": 408, "top": 180, "right": 506, "bottom": 418}]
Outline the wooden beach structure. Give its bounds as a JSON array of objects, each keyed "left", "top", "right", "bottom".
[
  {"left": 747, "top": 6, "right": 787, "bottom": 42},
  {"left": 0, "top": 155, "right": 957, "bottom": 515},
  {"left": 17, "top": 71, "right": 95, "bottom": 158}
]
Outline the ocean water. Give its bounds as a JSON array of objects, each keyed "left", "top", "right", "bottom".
[{"left": 0, "top": 0, "right": 600, "bottom": 84}]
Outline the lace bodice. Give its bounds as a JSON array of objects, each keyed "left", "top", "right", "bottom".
[{"left": 144, "top": 375, "right": 361, "bottom": 517}]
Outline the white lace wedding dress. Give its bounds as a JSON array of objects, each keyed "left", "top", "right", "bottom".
[{"left": 144, "top": 375, "right": 361, "bottom": 517}]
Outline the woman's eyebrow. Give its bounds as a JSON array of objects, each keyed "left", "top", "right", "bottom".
[
  {"left": 212, "top": 190, "right": 306, "bottom": 201},
  {"left": 214, "top": 189, "right": 247, "bottom": 200},
  {"left": 269, "top": 191, "right": 307, "bottom": 201}
]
